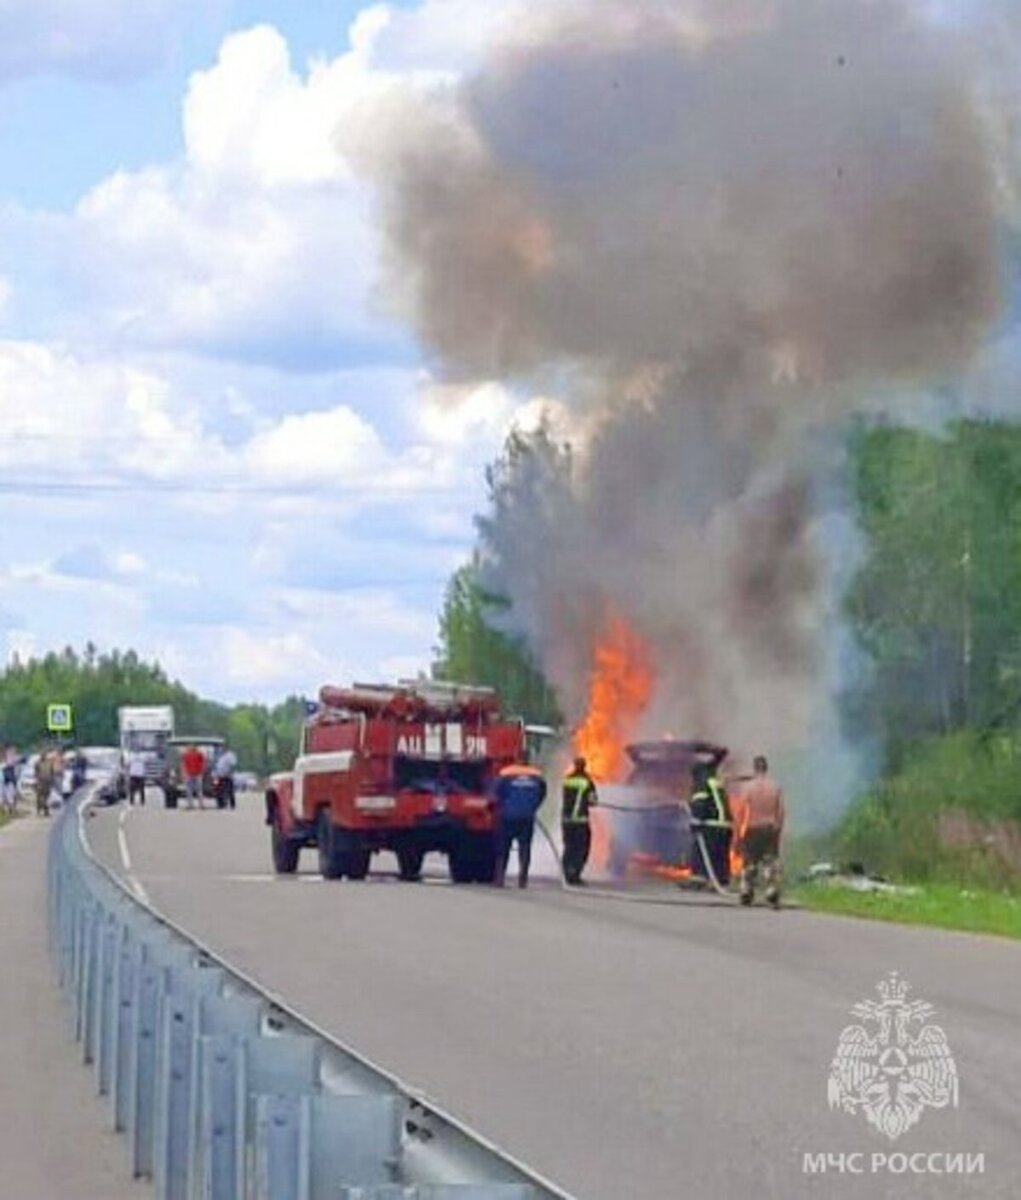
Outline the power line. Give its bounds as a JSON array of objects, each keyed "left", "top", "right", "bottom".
[{"left": 0, "top": 478, "right": 474, "bottom": 498}]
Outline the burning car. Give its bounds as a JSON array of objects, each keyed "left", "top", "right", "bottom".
[{"left": 598, "top": 740, "right": 729, "bottom": 879}]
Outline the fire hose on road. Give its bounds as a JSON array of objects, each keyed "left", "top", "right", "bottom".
[{"left": 533, "top": 806, "right": 741, "bottom": 905}]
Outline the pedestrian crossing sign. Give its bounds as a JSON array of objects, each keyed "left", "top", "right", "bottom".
[{"left": 47, "top": 703, "right": 74, "bottom": 733}]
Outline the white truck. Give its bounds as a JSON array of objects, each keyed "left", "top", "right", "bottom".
[{"left": 118, "top": 705, "right": 175, "bottom": 787}]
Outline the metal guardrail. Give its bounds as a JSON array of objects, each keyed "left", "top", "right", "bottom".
[{"left": 48, "top": 791, "right": 574, "bottom": 1200}]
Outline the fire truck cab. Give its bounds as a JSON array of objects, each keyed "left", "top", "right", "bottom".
[{"left": 266, "top": 681, "right": 524, "bottom": 883}]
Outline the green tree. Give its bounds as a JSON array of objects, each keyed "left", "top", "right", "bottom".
[
  {"left": 434, "top": 423, "right": 568, "bottom": 725},
  {"left": 846, "top": 419, "right": 1021, "bottom": 759},
  {"left": 435, "top": 561, "right": 560, "bottom": 724}
]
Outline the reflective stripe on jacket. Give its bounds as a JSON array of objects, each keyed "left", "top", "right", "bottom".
[
  {"left": 690, "top": 777, "right": 732, "bottom": 828},
  {"left": 562, "top": 772, "right": 597, "bottom": 825}
]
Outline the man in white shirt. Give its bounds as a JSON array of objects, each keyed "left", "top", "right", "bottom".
[
  {"left": 214, "top": 747, "right": 238, "bottom": 810},
  {"left": 127, "top": 750, "right": 147, "bottom": 806}
]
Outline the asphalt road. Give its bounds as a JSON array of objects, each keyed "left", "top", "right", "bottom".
[{"left": 88, "top": 798, "right": 1020, "bottom": 1200}]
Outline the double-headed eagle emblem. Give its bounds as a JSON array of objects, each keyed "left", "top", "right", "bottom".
[{"left": 828, "top": 973, "right": 959, "bottom": 1141}]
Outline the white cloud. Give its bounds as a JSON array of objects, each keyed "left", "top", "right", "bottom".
[
  {"left": 0, "top": 0, "right": 210, "bottom": 81},
  {"left": 61, "top": 21, "right": 401, "bottom": 366},
  {"left": 0, "top": 339, "right": 216, "bottom": 481},
  {"left": 244, "top": 406, "right": 388, "bottom": 483},
  {"left": 0, "top": 339, "right": 467, "bottom": 500},
  {"left": 113, "top": 551, "right": 146, "bottom": 576},
  {"left": 0, "top": 6, "right": 565, "bottom": 700},
  {"left": 0, "top": 335, "right": 514, "bottom": 699},
  {"left": 419, "top": 381, "right": 516, "bottom": 446},
  {"left": 52, "top": 5, "right": 542, "bottom": 367},
  {"left": 183, "top": 25, "right": 354, "bottom": 190},
  {"left": 6, "top": 629, "right": 37, "bottom": 663},
  {"left": 271, "top": 587, "right": 436, "bottom": 641},
  {"left": 221, "top": 628, "right": 330, "bottom": 690},
  {"left": 359, "top": 0, "right": 530, "bottom": 72}
]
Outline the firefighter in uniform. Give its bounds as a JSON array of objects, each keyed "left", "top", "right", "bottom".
[
  {"left": 689, "top": 761, "right": 733, "bottom": 887},
  {"left": 494, "top": 756, "right": 547, "bottom": 888},
  {"left": 561, "top": 756, "right": 598, "bottom": 885}
]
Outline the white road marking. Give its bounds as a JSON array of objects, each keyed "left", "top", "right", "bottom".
[
  {"left": 117, "top": 807, "right": 150, "bottom": 904},
  {"left": 117, "top": 809, "right": 132, "bottom": 871},
  {"left": 223, "top": 874, "right": 323, "bottom": 884}
]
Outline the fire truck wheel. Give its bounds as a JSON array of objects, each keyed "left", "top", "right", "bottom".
[
  {"left": 471, "top": 837, "right": 498, "bottom": 884},
  {"left": 448, "top": 842, "right": 475, "bottom": 885},
  {"left": 271, "top": 824, "right": 300, "bottom": 875},
  {"left": 317, "top": 811, "right": 346, "bottom": 880},
  {"left": 343, "top": 846, "right": 371, "bottom": 881},
  {"left": 397, "top": 845, "right": 425, "bottom": 882}
]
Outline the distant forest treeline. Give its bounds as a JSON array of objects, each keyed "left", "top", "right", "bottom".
[{"left": 0, "top": 645, "right": 304, "bottom": 776}]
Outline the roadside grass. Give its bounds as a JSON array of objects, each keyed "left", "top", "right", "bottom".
[{"left": 794, "top": 881, "right": 1021, "bottom": 940}]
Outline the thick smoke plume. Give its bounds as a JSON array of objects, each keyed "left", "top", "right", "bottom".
[{"left": 358, "top": 0, "right": 1016, "bottom": 822}]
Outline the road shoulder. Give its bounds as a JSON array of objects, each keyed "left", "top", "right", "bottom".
[{"left": 0, "top": 815, "right": 148, "bottom": 1200}]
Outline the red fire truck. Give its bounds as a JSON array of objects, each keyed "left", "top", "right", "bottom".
[{"left": 266, "top": 681, "right": 525, "bottom": 883}]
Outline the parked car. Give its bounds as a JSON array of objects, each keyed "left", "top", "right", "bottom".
[
  {"left": 162, "top": 737, "right": 226, "bottom": 808},
  {"left": 78, "top": 746, "right": 124, "bottom": 805},
  {"left": 602, "top": 740, "right": 727, "bottom": 878}
]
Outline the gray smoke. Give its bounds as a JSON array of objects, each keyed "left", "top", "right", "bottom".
[{"left": 356, "top": 0, "right": 1016, "bottom": 823}]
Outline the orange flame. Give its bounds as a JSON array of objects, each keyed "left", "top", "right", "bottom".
[
  {"left": 574, "top": 612, "right": 654, "bottom": 784},
  {"left": 574, "top": 612, "right": 654, "bottom": 872},
  {"left": 729, "top": 788, "right": 749, "bottom": 880}
]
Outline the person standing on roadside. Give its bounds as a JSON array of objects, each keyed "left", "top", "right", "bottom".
[
  {"left": 181, "top": 744, "right": 206, "bottom": 810},
  {"left": 561, "top": 756, "right": 599, "bottom": 886},
  {"left": 494, "top": 755, "right": 546, "bottom": 888},
  {"left": 127, "top": 748, "right": 147, "bottom": 806},
  {"left": 738, "top": 755, "right": 785, "bottom": 909},
  {"left": 2, "top": 747, "right": 17, "bottom": 815},
  {"left": 35, "top": 750, "right": 53, "bottom": 817},
  {"left": 214, "top": 745, "right": 238, "bottom": 810}
]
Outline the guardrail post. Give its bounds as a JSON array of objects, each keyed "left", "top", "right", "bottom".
[
  {"left": 61, "top": 873, "right": 82, "bottom": 996},
  {"left": 242, "top": 1034, "right": 321, "bottom": 1117},
  {"left": 254, "top": 1094, "right": 311, "bottom": 1200},
  {"left": 56, "top": 868, "right": 75, "bottom": 993},
  {"left": 153, "top": 964, "right": 225, "bottom": 1199},
  {"left": 94, "top": 909, "right": 123, "bottom": 1096},
  {"left": 191, "top": 1034, "right": 245, "bottom": 1200},
  {"left": 129, "top": 941, "right": 194, "bottom": 1178},
  {"left": 308, "top": 1095, "right": 402, "bottom": 1195},
  {"left": 83, "top": 900, "right": 112, "bottom": 1067},
  {"left": 113, "top": 927, "right": 141, "bottom": 1131},
  {"left": 186, "top": 993, "right": 264, "bottom": 1200},
  {"left": 241, "top": 1035, "right": 321, "bottom": 1191},
  {"left": 155, "top": 990, "right": 198, "bottom": 1200},
  {"left": 78, "top": 900, "right": 102, "bottom": 1056},
  {"left": 69, "top": 897, "right": 88, "bottom": 1038},
  {"left": 129, "top": 946, "right": 164, "bottom": 1177}
]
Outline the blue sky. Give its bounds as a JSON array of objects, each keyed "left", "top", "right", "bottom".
[{"left": 0, "top": 0, "right": 539, "bottom": 702}]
